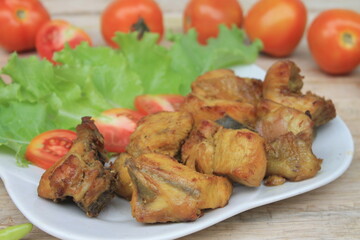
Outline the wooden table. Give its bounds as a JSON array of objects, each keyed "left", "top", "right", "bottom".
[{"left": 1, "top": 1, "right": 359, "bottom": 239}]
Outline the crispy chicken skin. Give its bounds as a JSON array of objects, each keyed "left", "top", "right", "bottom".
[
  {"left": 38, "top": 117, "right": 115, "bottom": 217},
  {"left": 181, "top": 120, "right": 267, "bottom": 187},
  {"left": 126, "top": 111, "right": 193, "bottom": 158},
  {"left": 256, "top": 99, "right": 314, "bottom": 143},
  {"left": 263, "top": 60, "right": 336, "bottom": 127},
  {"left": 265, "top": 132, "right": 322, "bottom": 182},
  {"left": 180, "top": 94, "right": 257, "bottom": 128},
  {"left": 191, "top": 69, "right": 263, "bottom": 105},
  {"left": 127, "top": 153, "right": 233, "bottom": 223},
  {"left": 112, "top": 153, "right": 133, "bottom": 200}
]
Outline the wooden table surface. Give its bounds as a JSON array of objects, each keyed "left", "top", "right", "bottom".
[{"left": 1, "top": 1, "right": 359, "bottom": 239}]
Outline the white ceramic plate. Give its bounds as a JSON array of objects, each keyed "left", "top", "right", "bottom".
[{"left": 0, "top": 64, "right": 354, "bottom": 240}]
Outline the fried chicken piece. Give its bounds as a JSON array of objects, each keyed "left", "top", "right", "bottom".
[
  {"left": 38, "top": 117, "right": 115, "bottom": 217},
  {"left": 256, "top": 99, "right": 314, "bottom": 143},
  {"left": 265, "top": 132, "right": 322, "bottom": 182},
  {"left": 191, "top": 69, "right": 263, "bottom": 105},
  {"left": 180, "top": 94, "right": 257, "bottom": 128},
  {"left": 126, "top": 111, "right": 193, "bottom": 158},
  {"left": 263, "top": 60, "right": 336, "bottom": 127},
  {"left": 181, "top": 120, "right": 267, "bottom": 187},
  {"left": 112, "top": 153, "right": 133, "bottom": 200},
  {"left": 127, "top": 153, "right": 233, "bottom": 223}
]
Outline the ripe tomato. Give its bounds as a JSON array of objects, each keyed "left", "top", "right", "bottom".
[
  {"left": 244, "top": 0, "right": 307, "bottom": 57},
  {"left": 94, "top": 108, "right": 144, "bottom": 153},
  {"left": 101, "top": 0, "right": 164, "bottom": 48},
  {"left": 134, "top": 94, "right": 185, "bottom": 115},
  {"left": 307, "top": 9, "right": 360, "bottom": 75},
  {"left": 183, "top": 0, "right": 243, "bottom": 45},
  {"left": 0, "top": 0, "right": 50, "bottom": 52},
  {"left": 25, "top": 129, "right": 77, "bottom": 169},
  {"left": 36, "top": 19, "right": 92, "bottom": 64}
]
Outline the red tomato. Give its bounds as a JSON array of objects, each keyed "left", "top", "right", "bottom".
[
  {"left": 0, "top": 0, "right": 50, "bottom": 52},
  {"left": 25, "top": 129, "right": 77, "bottom": 169},
  {"left": 244, "top": 0, "right": 307, "bottom": 57},
  {"left": 134, "top": 94, "right": 185, "bottom": 115},
  {"left": 307, "top": 9, "right": 360, "bottom": 75},
  {"left": 36, "top": 19, "right": 92, "bottom": 64},
  {"left": 94, "top": 108, "right": 144, "bottom": 153},
  {"left": 101, "top": 0, "right": 164, "bottom": 48},
  {"left": 183, "top": 0, "right": 243, "bottom": 45}
]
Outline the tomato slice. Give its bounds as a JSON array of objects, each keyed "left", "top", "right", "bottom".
[
  {"left": 25, "top": 129, "right": 77, "bottom": 169},
  {"left": 94, "top": 108, "right": 144, "bottom": 153},
  {"left": 134, "top": 94, "right": 185, "bottom": 115}
]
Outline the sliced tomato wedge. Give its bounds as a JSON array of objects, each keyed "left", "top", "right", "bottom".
[
  {"left": 134, "top": 94, "right": 185, "bottom": 115},
  {"left": 94, "top": 108, "right": 144, "bottom": 153},
  {"left": 25, "top": 129, "right": 77, "bottom": 169}
]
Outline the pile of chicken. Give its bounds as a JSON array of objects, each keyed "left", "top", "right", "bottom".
[{"left": 37, "top": 60, "right": 336, "bottom": 223}]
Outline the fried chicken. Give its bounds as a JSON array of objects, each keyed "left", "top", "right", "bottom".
[
  {"left": 180, "top": 94, "right": 257, "bottom": 128},
  {"left": 181, "top": 120, "right": 267, "bottom": 187},
  {"left": 112, "top": 153, "right": 133, "bottom": 200},
  {"left": 256, "top": 99, "right": 314, "bottom": 143},
  {"left": 127, "top": 153, "right": 233, "bottom": 223},
  {"left": 265, "top": 132, "right": 322, "bottom": 182},
  {"left": 126, "top": 111, "right": 193, "bottom": 158},
  {"left": 191, "top": 69, "right": 263, "bottom": 105},
  {"left": 263, "top": 60, "right": 336, "bottom": 127},
  {"left": 256, "top": 100, "right": 322, "bottom": 184},
  {"left": 37, "top": 117, "right": 115, "bottom": 217}
]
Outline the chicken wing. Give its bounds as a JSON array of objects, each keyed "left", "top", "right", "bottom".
[
  {"left": 38, "top": 117, "right": 115, "bottom": 217},
  {"left": 127, "top": 153, "right": 233, "bottom": 223},
  {"left": 263, "top": 60, "right": 336, "bottom": 127},
  {"left": 126, "top": 111, "right": 193, "bottom": 158},
  {"left": 181, "top": 120, "right": 267, "bottom": 187},
  {"left": 180, "top": 94, "right": 257, "bottom": 128},
  {"left": 191, "top": 69, "right": 263, "bottom": 105}
]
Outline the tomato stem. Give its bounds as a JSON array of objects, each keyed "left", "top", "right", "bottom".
[
  {"left": 131, "top": 17, "right": 150, "bottom": 40},
  {"left": 16, "top": 9, "right": 26, "bottom": 20},
  {"left": 341, "top": 31, "right": 356, "bottom": 49}
]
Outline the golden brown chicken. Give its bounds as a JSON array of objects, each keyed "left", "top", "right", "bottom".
[
  {"left": 265, "top": 132, "right": 322, "bottom": 182},
  {"left": 180, "top": 94, "right": 257, "bottom": 128},
  {"left": 256, "top": 100, "right": 322, "bottom": 184},
  {"left": 191, "top": 69, "right": 263, "bottom": 105},
  {"left": 256, "top": 99, "right": 314, "bottom": 143},
  {"left": 181, "top": 120, "right": 267, "bottom": 187},
  {"left": 126, "top": 111, "right": 193, "bottom": 158},
  {"left": 111, "top": 153, "right": 133, "bottom": 200},
  {"left": 263, "top": 60, "right": 336, "bottom": 127},
  {"left": 127, "top": 153, "right": 233, "bottom": 223},
  {"left": 38, "top": 117, "right": 115, "bottom": 217}
]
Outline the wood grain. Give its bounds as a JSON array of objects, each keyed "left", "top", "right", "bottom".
[{"left": 0, "top": 1, "right": 359, "bottom": 239}]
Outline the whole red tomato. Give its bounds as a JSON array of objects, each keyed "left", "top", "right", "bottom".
[
  {"left": 244, "top": 0, "right": 307, "bottom": 57},
  {"left": 307, "top": 9, "right": 360, "bottom": 75},
  {"left": 0, "top": 0, "right": 50, "bottom": 52},
  {"left": 36, "top": 19, "right": 92, "bottom": 64},
  {"left": 183, "top": 0, "right": 243, "bottom": 45},
  {"left": 101, "top": 0, "right": 164, "bottom": 48}
]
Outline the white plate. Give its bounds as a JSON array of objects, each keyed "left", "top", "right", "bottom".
[{"left": 0, "top": 64, "right": 354, "bottom": 240}]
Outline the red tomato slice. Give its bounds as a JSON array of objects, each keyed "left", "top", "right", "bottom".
[
  {"left": 25, "top": 129, "right": 77, "bottom": 169},
  {"left": 36, "top": 19, "right": 92, "bottom": 64},
  {"left": 134, "top": 94, "right": 185, "bottom": 115},
  {"left": 94, "top": 108, "right": 144, "bottom": 153}
]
